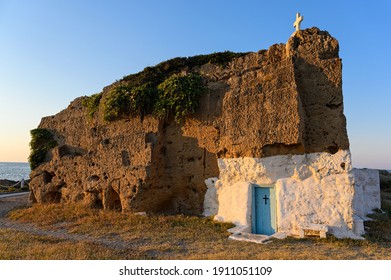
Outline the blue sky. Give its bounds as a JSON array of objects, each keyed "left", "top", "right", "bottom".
[{"left": 0, "top": 0, "right": 390, "bottom": 169}]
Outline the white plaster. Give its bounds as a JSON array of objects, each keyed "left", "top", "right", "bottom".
[
  {"left": 202, "top": 177, "right": 219, "bottom": 217},
  {"left": 216, "top": 150, "right": 353, "bottom": 187},
  {"left": 276, "top": 173, "right": 354, "bottom": 234},
  {"left": 227, "top": 225, "right": 251, "bottom": 234},
  {"left": 228, "top": 232, "right": 272, "bottom": 244},
  {"left": 353, "top": 215, "right": 365, "bottom": 236},
  {"left": 227, "top": 230, "right": 288, "bottom": 244},
  {"left": 208, "top": 150, "right": 366, "bottom": 239},
  {"left": 214, "top": 181, "right": 252, "bottom": 229},
  {"left": 352, "top": 168, "right": 381, "bottom": 219},
  {"left": 330, "top": 226, "right": 365, "bottom": 240}
]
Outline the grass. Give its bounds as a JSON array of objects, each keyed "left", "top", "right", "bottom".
[
  {"left": 0, "top": 187, "right": 29, "bottom": 193},
  {"left": 0, "top": 228, "right": 139, "bottom": 260},
  {"left": 0, "top": 187, "right": 17, "bottom": 193},
  {"left": 3, "top": 202, "right": 391, "bottom": 260}
]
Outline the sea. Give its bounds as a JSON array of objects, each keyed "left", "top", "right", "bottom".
[{"left": 0, "top": 162, "right": 31, "bottom": 181}]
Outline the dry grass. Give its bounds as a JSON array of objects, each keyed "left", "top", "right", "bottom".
[
  {"left": 364, "top": 201, "right": 391, "bottom": 243},
  {"left": 0, "top": 228, "right": 134, "bottom": 260},
  {"left": 3, "top": 202, "right": 391, "bottom": 260}
]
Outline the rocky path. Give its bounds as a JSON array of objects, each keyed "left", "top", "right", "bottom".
[
  {"left": 0, "top": 194, "right": 132, "bottom": 250},
  {"left": 0, "top": 193, "right": 29, "bottom": 218}
]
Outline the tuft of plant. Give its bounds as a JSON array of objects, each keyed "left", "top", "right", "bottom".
[
  {"left": 103, "top": 85, "right": 132, "bottom": 121},
  {"left": 128, "top": 82, "right": 158, "bottom": 118},
  {"left": 154, "top": 73, "right": 204, "bottom": 122},
  {"left": 82, "top": 93, "right": 102, "bottom": 118},
  {"left": 28, "top": 128, "right": 58, "bottom": 170},
  {"left": 103, "top": 82, "right": 158, "bottom": 121}
]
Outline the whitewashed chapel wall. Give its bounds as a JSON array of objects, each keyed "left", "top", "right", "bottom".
[{"left": 204, "top": 150, "right": 364, "bottom": 238}]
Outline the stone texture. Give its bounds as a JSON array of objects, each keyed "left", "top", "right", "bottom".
[{"left": 29, "top": 27, "right": 350, "bottom": 215}]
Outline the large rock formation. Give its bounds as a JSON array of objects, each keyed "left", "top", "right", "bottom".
[{"left": 29, "top": 27, "right": 349, "bottom": 219}]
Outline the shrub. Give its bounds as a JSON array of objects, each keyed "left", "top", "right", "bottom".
[
  {"left": 122, "top": 51, "right": 248, "bottom": 87},
  {"left": 102, "top": 74, "right": 204, "bottom": 122},
  {"left": 128, "top": 82, "right": 158, "bottom": 118},
  {"left": 82, "top": 93, "right": 102, "bottom": 118},
  {"left": 87, "top": 51, "right": 248, "bottom": 122},
  {"left": 155, "top": 73, "right": 204, "bottom": 122},
  {"left": 103, "top": 82, "right": 158, "bottom": 121},
  {"left": 20, "top": 186, "right": 29, "bottom": 192},
  {"left": 103, "top": 85, "right": 132, "bottom": 121},
  {"left": 28, "top": 128, "right": 58, "bottom": 170},
  {"left": 186, "top": 51, "right": 249, "bottom": 67}
]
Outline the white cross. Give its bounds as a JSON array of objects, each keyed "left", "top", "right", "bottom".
[{"left": 293, "top": 12, "right": 304, "bottom": 31}]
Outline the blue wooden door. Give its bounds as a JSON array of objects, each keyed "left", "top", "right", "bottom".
[{"left": 252, "top": 186, "right": 276, "bottom": 235}]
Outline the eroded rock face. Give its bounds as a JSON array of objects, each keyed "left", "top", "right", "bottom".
[{"left": 29, "top": 27, "right": 349, "bottom": 214}]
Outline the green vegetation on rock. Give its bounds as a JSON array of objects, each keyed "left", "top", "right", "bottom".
[
  {"left": 103, "top": 73, "right": 204, "bottom": 122},
  {"left": 103, "top": 82, "right": 158, "bottom": 121},
  {"left": 155, "top": 73, "right": 204, "bottom": 122},
  {"left": 28, "top": 128, "right": 58, "bottom": 170},
  {"left": 83, "top": 51, "right": 248, "bottom": 122},
  {"left": 121, "top": 51, "right": 248, "bottom": 87},
  {"left": 103, "top": 85, "right": 132, "bottom": 121},
  {"left": 82, "top": 93, "right": 102, "bottom": 118}
]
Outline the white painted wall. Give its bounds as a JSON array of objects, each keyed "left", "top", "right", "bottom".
[
  {"left": 203, "top": 177, "right": 219, "bottom": 217},
  {"left": 204, "top": 150, "right": 369, "bottom": 238},
  {"left": 213, "top": 181, "right": 252, "bottom": 228},
  {"left": 353, "top": 168, "right": 381, "bottom": 219}
]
